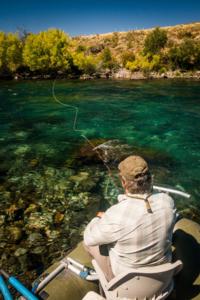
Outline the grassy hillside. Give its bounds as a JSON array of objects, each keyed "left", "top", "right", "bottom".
[{"left": 74, "top": 22, "right": 200, "bottom": 60}]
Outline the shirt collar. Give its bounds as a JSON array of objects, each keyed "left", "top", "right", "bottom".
[{"left": 118, "top": 193, "right": 148, "bottom": 202}]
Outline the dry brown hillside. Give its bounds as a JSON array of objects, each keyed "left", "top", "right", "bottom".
[{"left": 73, "top": 22, "right": 200, "bottom": 59}]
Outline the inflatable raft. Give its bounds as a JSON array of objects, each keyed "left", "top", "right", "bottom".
[{"left": 33, "top": 217, "right": 200, "bottom": 300}]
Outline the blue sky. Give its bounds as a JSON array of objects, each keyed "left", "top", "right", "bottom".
[{"left": 0, "top": 0, "right": 200, "bottom": 36}]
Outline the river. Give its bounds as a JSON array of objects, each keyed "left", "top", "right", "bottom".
[{"left": 0, "top": 79, "right": 199, "bottom": 285}]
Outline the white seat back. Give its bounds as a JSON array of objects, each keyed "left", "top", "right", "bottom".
[{"left": 92, "top": 259, "right": 182, "bottom": 300}]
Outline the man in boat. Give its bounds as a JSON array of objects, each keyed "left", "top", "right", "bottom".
[{"left": 84, "top": 155, "right": 177, "bottom": 281}]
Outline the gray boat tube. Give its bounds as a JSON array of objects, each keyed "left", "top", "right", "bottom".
[
  {"left": 153, "top": 185, "right": 191, "bottom": 198},
  {"left": 35, "top": 257, "right": 98, "bottom": 294}
]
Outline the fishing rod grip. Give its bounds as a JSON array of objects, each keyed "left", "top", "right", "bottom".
[
  {"left": 8, "top": 276, "right": 39, "bottom": 300},
  {"left": 0, "top": 275, "right": 13, "bottom": 300}
]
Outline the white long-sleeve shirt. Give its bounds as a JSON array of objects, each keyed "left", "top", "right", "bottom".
[{"left": 84, "top": 192, "right": 177, "bottom": 275}]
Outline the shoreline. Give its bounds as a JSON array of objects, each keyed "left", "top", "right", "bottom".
[{"left": 0, "top": 69, "right": 200, "bottom": 81}]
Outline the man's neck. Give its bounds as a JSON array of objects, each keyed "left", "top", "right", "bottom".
[{"left": 126, "top": 192, "right": 147, "bottom": 200}]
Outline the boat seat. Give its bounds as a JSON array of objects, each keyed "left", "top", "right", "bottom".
[{"left": 92, "top": 259, "right": 183, "bottom": 300}]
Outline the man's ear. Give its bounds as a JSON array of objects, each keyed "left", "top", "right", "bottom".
[{"left": 121, "top": 176, "right": 127, "bottom": 188}]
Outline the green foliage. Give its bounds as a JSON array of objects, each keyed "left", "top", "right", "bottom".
[
  {"left": 112, "top": 32, "right": 119, "bottom": 47},
  {"left": 168, "top": 38, "right": 200, "bottom": 70},
  {"left": 0, "top": 25, "right": 200, "bottom": 78},
  {"left": 101, "top": 47, "right": 112, "bottom": 68},
  {"left": 101, "top": 47, "right": 119, "bottom": 71},
  {"left": 88, "top": 44, "right": 104, "bottom": 54},
  {"left": 178, "top": 30, "right": 193, "bottom": 39},
  {"left": 0, "top": 32, "right": 6, "bottom": 71},
  {"left": 126, "top": 54, "right": 162, "bottom": 72},
  {"left": 76, "top": 45, "right": 86, "bottom": 53},
  {"left": 0, "top": 32, "right": 22, "bottom": 73},
  {"left": 23, "top": 29, "right": 71, "bottom": 72},
  {"left": 103, "top": 37, "right": 112, "bottom": 46},
  {"left": 6, "top": 33, "right": 23, "bottom": 72},
  {"left": 126, "top": 30, "right": 135, "bottom": 48},
  {"left": 72, "top": 52, "right": 99, "bottom": 75},
  {"left": 144, "top": 27, "right": 167, "bottom": 55},
  {"left": 159, "top": 67, "right": 167, "bottom": 74},
  {"left": 121, "top": 51, "right": 135, "bottom": 67}
]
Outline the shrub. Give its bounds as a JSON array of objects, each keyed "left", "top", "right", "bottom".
[
  {"left": 121, "top": 51, "right": 135, "bottom": 67},
  {"left": 143, "top": 27, "right": 167, "bottom": 55},
  {"left": 159, "top": 67, "right": 167, "bottom": 74},
  {"left": 112, "top": 32, "right": 119, "bottom": 48},
  {"left": 178, "top": 30, "right": 193, "bottom": 39},
  {"left": 126, "top": 54, "right": 162, "bottom": 72},
  {"left": 76, "top": 45, "right": 86, "bottom": 53},
  {"left": 72, "top": 52, "right": 99, "bottom": 75},
  {"left": 88, "top": 44, "right": 104, "bottom": 54},
  {"left": 0, "top": 32, "right": 23, "bottom": 74},
  {"left": 101, "top": 47, "right": 117, "bottom": 70},
  {"left": 126, "top": 31, "right": 135, "bottom": 48},
  {"left": 168, "top": 38, "right": 200, "bottom": 70}
]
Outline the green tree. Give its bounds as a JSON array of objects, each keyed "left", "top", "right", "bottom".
[
  {"left": 76, "top": 45, "right": 86, "bottom": 53},
  {"left": 23, "top": 29, "right": 71, "bottom": 73},
  {"left": 88, "top": 44, "right": 104, "bottom": 54},
  {"left": 101, "top": 47, "right": 117, "bottom": 70},
  {"left": 143, "top": 27, "right": 167, "bottom": 55},
  {"left": 112, "top": 32, "right": 119, "bottom": 47},
  {"left": 126, "top": 30, "right": 135, "bottom": 48},
  {"left": 121, "top": 51, "right": 135, "bottom": 67},
  {"left": 72, "top": 52, "right": 99, "bottom": 75},
  {"left": 0, "top": 32, "right": 22, "bottom": 74},
  {"left": 168, "top": 38, "right": 199, "bottom": 70},
  {"left": 126, "top": 54, "right": 162, "bottom": 73},
  {"left": 0, "top": 32, "right": 6, "bottom": 73},
  {"left": 6, "top": 33, "right": 22, "bottom": 72}
]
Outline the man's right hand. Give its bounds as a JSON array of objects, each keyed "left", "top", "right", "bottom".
[{"left": 96, "top": 211, "right": 105, "bottom": 218}]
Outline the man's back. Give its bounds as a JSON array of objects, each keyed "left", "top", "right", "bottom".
[{"left": 84, "top": 192, "right": 177, "bottom": 275}]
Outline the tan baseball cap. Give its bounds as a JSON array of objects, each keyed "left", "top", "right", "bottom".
[{"left": 118, "top": 155, "right": 149, "bottom": 180}]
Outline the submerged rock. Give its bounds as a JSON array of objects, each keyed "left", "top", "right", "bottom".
[
  {"left": 14, "top": 144, "right": 31, "bottom": 156},
  {"left": 0, "top": 215, "right": 6, "bottom": 226},
  {"left": 54, "top": 212, "right": 64, "bottom": 224},
  {"left": 14, "top": 247, "right": 28, "bottom": 272},
  {"left": 45, "top": 229, "right": 60, "bottom": 241},
  {"left": 14, "top": 247, "right": 27, "bottom": 257},
  {"left": 7, "top": 226, "right": 23, "bottom": 243},
  {"left": 26, "top": 232, "right": 45, "bottom": 247},
  {"left": 69, "top": 171, "right": 97, "bottom": 192},
  {"left": 25, "top": 212, "right": 53, "bottom": 231},
  {"left": 14, "top": 131, "right": 29, "bottom": 140},
  {"left": 30, "top": 246, "right": 47, "bottom": 255}
]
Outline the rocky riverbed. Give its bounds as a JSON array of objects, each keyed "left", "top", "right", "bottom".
[
  {"left": 0, "top": 140, "right": 122, "bottom": 289},
  {"left": 0, "top": 139, "right": 199, "bottom": 289}
]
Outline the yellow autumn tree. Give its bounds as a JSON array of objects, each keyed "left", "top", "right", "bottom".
[
  {"left": 126, "top": 54, "right": 161, "bottom": 72},
  {"left": 23, "top": 29, "right": 72, "bottom": 72},
  {"left": 6, "top": 33, "right": 23, "bottom": 72},
  {"left": 0, "top": 32, "right": 6, "bottom": 72},
  {"left": 72, "top": 52, "right": 100, "bottom": 75}
]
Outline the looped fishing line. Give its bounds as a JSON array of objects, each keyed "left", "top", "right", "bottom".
[{"left": 52, "top": 79, "right": 120, "bottom": 195}]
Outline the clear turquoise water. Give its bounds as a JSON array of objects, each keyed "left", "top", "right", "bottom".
[
  {"left": 1, "top": 79, "right": 200, "bottom": 204},
  {"left": 0, "top": 79, "right": 200, "bottom": 279}
]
